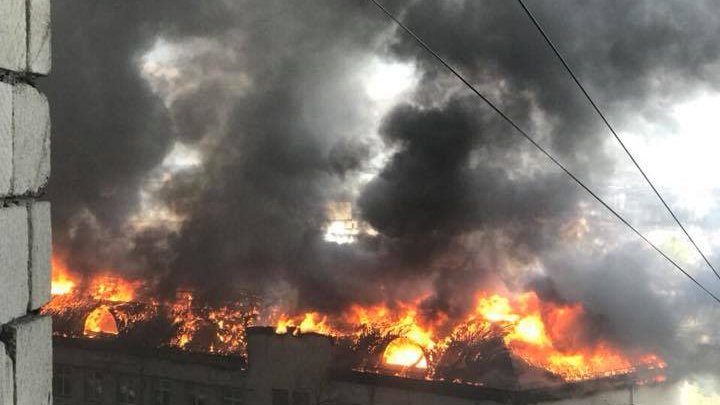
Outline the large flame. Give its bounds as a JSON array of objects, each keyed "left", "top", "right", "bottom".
[
  {"left": 275, "top": 312, "right": 335, "bottom": 335},
  {"left": 346, "top": 303, "right": 437, "bottom": 350},
  {"left": 47, "top": 254, "right": 666, "bottom": 383},
  {"left": 271, "top": 293, "right": 665, "bottom": 381},
  {"left": 466, "top": 292, "right": 661, "bottom": 381},
  {"left": 384, "top": 337, "right": 428, "bottom": 368},
  {"left": 51, "top": 255, "right": 138, "bottom": 302},
  {"left": 51, "top": 256, "right": 77, "bottom": 296}
]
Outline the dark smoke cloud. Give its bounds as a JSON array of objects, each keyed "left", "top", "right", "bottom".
[
  {"left": 359, "top": 99, "right": 578, "bottom": 250},
  {"left": 543, "top": 237, "right": 720, "bottom": 378},
  {"left": 46, "top": 0, "right": 720, "bottom": 379},
  {"left": 43, "top": 0, "right": 239, "bottom": 275}
]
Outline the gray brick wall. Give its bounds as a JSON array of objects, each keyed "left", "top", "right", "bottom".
[{"left": 0, "top": 0, "right": 52, "bottom": 403}]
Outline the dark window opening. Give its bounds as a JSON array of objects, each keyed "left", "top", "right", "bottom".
[
  {"left": 189, "top": 386, "right": 209, "bottom": 405},
  {"left": 53, "top": 366, "right": 72, "bottom": 398},
  {"left": 293, "top": 391, "right": 310, "bottom": 405},
  {"left": 223, "top": 387, "right": 244, "bottom": 405},
  {"left": 272, "top": 389, "right": 289, "bottom": 405},
  {"left": 84, "top": 371, "right": 103, "bottom": 401},
  {"left": 117, "top": 377, "right": 137, "bottom": 405},
  {"left": 155, "top": 379, "right": 172, "bottom": 405}
]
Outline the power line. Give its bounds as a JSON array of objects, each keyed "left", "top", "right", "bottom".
[
  {"left": 515, "top": 0, "right": 720, "bottom": 284},
  {"left": 365, "top": 0, "right": 720, "bottom": 305}
]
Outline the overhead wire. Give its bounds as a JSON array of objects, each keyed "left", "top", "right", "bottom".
[
  {"left": 365, "top": 0, "right": 720, "bottom": 304},
  {"left": 516, "top": 0, "right": 720, "bottom": 283}
]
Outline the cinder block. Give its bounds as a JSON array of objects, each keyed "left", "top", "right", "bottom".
[
  {"left": 0, "top": 205, "right": 29, "bottom": 324},
  {"left": 27, "top": 0, "right": 51, "bottom": 75},
  {"left": 28, "top": 201, "right": 52, "bottom": 310},
  {"left": 12, "top": 84, "right": 50, "bottom": 195},
  {"left": 0, "top": 0, "right": 26, "bottom": 71},
  {"left": 0, "top": 83, "right": 11, "bottom": 196},
  {"left": 0, "top": 342, "right": 12, "bottom": 405},
  {"left": 3, "top": 315, "right": 52, "bottom": 405}
]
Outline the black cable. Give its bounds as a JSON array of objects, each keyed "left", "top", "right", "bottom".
[
  {"left": 516, "top": 0, "right": 720, "bottom": 283},
  {"left": 366, "top": 0, "right": 720, "bottom": 304}
]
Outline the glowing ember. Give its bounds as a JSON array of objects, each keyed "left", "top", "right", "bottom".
[
  {"left": 383, "top": 337, "right": 428, "bottom": 368},
  {"left": 89, "top": 275, "right": 138, "bottom": 302},
  {"left": 208, "top": 305, "right": 255, "bottom": 354},
  {"left": 170, "top": 291, "right": 201, "bottom": 349},
  {"left": 84, "top": 306, "right": 119, "bottom": 336}
]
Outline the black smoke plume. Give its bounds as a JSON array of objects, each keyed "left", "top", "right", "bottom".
[{"left": 46, "top": 0, "right": 720, "bottom": 379}]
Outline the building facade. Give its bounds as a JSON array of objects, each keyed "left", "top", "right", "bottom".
[
  {"left": 0, "top": 0, "right": 53, "bottom": 404},
  {"left": 53, "top": 328, "right": 680, "bottom": 405},
  {"left": 53, "top": 337, "right": 245, "bottom": 405}
]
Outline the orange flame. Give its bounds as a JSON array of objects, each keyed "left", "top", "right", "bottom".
[
  {"left": 383, "top": 337, "right": 428, "bottom": 368},
  {"left": 170, "top": 291, "right": 200, "bottom": 349},
  {"left": 83, "top": 306, "right": 119, "bottom": 336},
  {"left": 469, "top": 292, "right": 650, "bottom": 381},
  {"left": 88, "top": 275, "right": 137, "bottom": 302},
  {"left": 271, "top": 292, "right": 665, "bottom": 380},
  {"left": 51, "top": 254, "right": 139, "bottom": 303},
  {"left": 275, "top": 312, "right": 335, "bottom": 335},
  {"left": 51, "top": 256, "right": 77, "bottom": 296},
  {"left": 346, "top": 303, "right": 436, "bottom": 350},
  {"left": 45, "top": 252, "right": 666, "bottom": 383}
]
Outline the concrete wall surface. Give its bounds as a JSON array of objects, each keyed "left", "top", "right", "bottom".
[
  {"left": 246, "top": 328, "right": 335, "bottom": 405},
  {"left": 0, "top": 0, "right": 52, "bottom": 403}
]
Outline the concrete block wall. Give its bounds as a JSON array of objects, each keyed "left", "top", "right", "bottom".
[{"left": 0, "top": 0, "right": 52, "bottom": 404}]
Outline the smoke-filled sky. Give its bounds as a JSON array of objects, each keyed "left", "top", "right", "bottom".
[{"left": 44, "top": 0, "right": 720, "bottom": 388}]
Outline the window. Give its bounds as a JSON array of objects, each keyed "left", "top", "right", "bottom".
[
  {"left": 188, "top": 387, "right": 209, "bottom": 405},
  {"left": 292, "top": 391, "right": 310, "bottom": 405},
  {"left": 154, "top": 379, "right": 172, "bottom": 405},
  {"left": 272, "top": 389, "right": 289, "bottom": 405},
  {"left": 117, "top": 377, "right": 137, "bottom": 405},
  {"left": 85, "top": 371, "right": 103, "bottom": 401},
  {"left": 223, "top": 387, "right": 244, "bottom": 405},
  {"left": 53, "top": 366, "right": 72, "bottom": 398},
  {"left": 189, "top": 394, "right": 207, "bottom": 405}
]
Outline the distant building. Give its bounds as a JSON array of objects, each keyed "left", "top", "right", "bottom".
[
  {"left": 324, "top": 201, "right": 378, "bottom": 244},
  {"left": 324, "top": 201, "right": 361, "bottom": 244}
]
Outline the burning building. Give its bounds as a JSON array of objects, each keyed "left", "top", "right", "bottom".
[
  {"left": 44, "top": 256, "right": 674, "bottom": 405},
  {"left": 50, "top": 323, "right": 674, "bottom": 405},
  {"left": 43, "top": 0, "right": 720, "bottom": 403}
]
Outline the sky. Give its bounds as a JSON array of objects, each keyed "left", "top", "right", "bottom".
[{"left": 43, "top": 0, "right": 720, "bottom": 393}]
